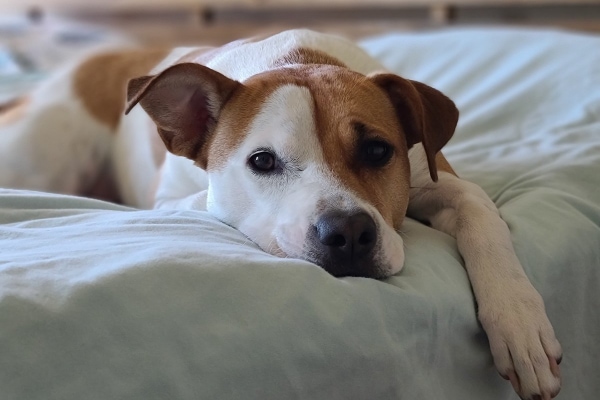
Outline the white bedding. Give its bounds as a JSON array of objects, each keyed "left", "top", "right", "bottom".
[{"left": 1, "top": 27, "right": 599, "bottom": 399}]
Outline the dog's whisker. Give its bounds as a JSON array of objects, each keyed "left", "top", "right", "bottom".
[{"left": 266, "top": 237, "right": 281, "bottom": 256}]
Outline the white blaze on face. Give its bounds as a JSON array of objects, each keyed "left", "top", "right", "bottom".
[{"left": 207, "top": 84, "right": 405, "bottom": 276}]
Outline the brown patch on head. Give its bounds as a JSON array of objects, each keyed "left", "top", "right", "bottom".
[
  {"left": 305, "top": 66, "right": 412, "bottom": 229},
  {"left": 74, "top": 48, "right": 169, "bottom": 130},
  {"left": 272, "top": 48, "right": 346, "bottom": 68},
  {"left": 0, "top": 96, "right": 30, "bottom": 127}
]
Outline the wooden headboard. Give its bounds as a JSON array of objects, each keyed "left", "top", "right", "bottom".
[{"left": 1, "top": 0, "right": 598, "bottom": 45}]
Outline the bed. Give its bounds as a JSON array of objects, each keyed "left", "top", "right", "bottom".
[{"left": 1, "top": 24, "right": 599, "bottom": 400}]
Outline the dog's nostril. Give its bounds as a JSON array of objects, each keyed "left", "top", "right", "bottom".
[
  {"left": 358, "top": 230, "right": 375, "bottom": 245},
  {"left": 324, "top": 233, "right": 346, "bottom": 247},
  {"left": 315, "top": 211, "right": 377, "bottom": 260}
]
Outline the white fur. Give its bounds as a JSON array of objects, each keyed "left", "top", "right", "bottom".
[
  {"left": 0, "top": 63, "right": 113, "bottom": 195},
  {"left": 113, "top": 104, "right": 162, "bottom": 208}
]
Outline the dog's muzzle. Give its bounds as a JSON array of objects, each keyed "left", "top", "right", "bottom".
[{"left": 308, "top": 210, "right": 380, "bottom": 277}]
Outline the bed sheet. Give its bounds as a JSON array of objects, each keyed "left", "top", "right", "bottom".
[{"left": 1, "top": 27, "right": 599, "bottom": 399}]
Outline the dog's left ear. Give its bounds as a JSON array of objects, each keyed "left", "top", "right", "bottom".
[
  {"left": 125, "top": 62, "right": 240, "bottom": 169},
  {"left": 369, "top": 73, "right": 458, "bottom": 182}
]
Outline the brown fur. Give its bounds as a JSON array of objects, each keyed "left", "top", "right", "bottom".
[{"left": 74, "top": 48, "right": 169, "bottom": 130}]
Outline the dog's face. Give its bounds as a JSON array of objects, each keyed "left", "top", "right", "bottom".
[
  {"left": 127, "top": 62, "right": 457, "bottom": 278},
  {"left": 207, "top": 67, "right": 411, "bottom": 278}
]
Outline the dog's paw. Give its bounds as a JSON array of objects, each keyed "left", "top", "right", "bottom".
[{"left": 478, "top": 286, "right": 562, "bottom": 400}]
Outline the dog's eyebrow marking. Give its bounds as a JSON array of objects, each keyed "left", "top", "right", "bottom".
[
  {"left": 353, "top": 122, "right": 369, "bottom": 139},
  {"left": 272, "top": 48, "right": 346, "bottom": 68}
]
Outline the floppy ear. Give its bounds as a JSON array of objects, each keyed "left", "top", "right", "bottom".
[
  {"left": 369, "top": 74, "right": 458, "bottom": 182},
  {"left": 125, "top": 63, "right": 240, "bottom": 169}
]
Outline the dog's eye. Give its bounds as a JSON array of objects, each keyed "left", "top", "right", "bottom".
[
  {"left": 249, "top": 151, "right": 276, "bottom": 172},
  {"left": 362, "top": 140, "right": 393, "bottom": 167}
]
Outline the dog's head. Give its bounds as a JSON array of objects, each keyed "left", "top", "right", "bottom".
[{"left": 126, "top": 61, "right": 457, "bottom": 278}]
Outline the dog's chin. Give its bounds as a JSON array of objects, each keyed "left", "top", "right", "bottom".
[
  {"left": 250, "top": 227, "right": 404, "bottom": 279},
  {"left": 266, "top": 238, "right": 402, "bottom": 279},
  {"left": 310, "top": 255, "right": 402, "bottom": 279},
  {"left": 323, "top": 262, "right": 396, "bottom": 280}
]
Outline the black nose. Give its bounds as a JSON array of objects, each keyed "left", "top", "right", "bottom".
[{"left": 315, "top": 211, "right": 377, "bottom": 263}]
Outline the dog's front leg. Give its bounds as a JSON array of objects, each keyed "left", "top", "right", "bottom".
[{"left": 407, "top": 159, "right": 562, "bottom": 400}]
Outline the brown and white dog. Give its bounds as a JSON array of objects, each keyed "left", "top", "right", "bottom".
[{"left": 0, "top": 29, "right": 561, "bottom": 399}]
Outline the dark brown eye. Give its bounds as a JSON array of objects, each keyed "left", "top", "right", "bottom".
[
  {"left": 362, "top": 140, "right": 392, "bottom": 167},
  {"left": 249, "top": 151, "right": 276, "bottom": 172}
]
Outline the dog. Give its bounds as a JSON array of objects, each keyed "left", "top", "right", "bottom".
[{"left": 0, "top": 29, "right": 562, "bottom": 399}]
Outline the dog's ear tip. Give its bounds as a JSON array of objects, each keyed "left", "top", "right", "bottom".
[
  {"left": 124, "top": 99, "right": 138, "bottom": 115},
  {"left": 124, "top": 75, "right": 155, "bottom": 116},
  {"left": 428, "top": 165, "right": 439, "bottom": 182}
]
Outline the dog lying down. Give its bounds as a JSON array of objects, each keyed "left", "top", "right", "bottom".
[{"left": 0, "top": 29, "right": 561, "bottom": 399}]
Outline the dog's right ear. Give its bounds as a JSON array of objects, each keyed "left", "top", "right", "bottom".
[
  {"left": 369, "top": 73, "right": 458, "bottom": 182},
  {"left": 125, "top": 62, "right": 240, "bottom": 168}
]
